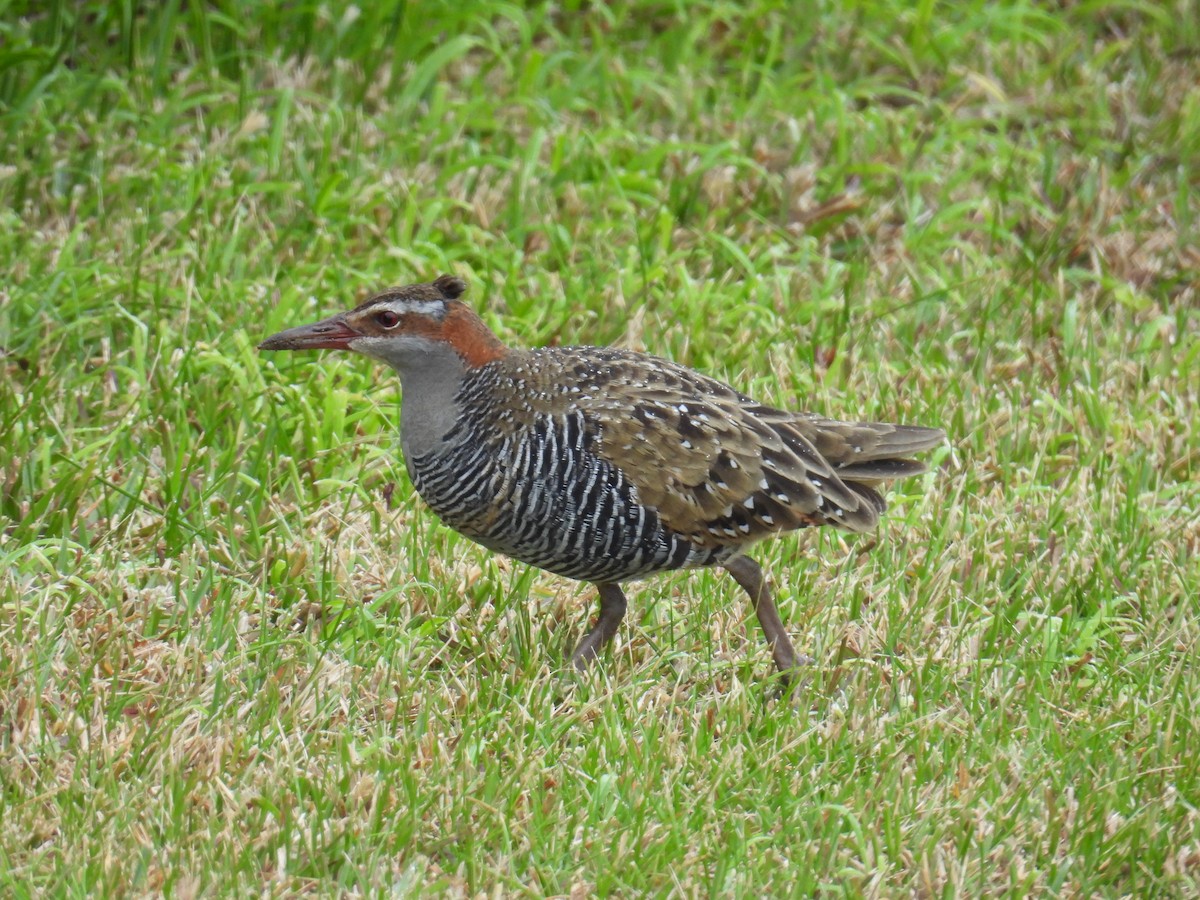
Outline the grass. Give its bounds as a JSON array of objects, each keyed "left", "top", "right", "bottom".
[{"left": 2, "top": 0, "right": 1198, "bottom": 894}]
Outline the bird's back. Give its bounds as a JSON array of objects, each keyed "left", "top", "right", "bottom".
[{"left": 404, "top": 346, "right": 942, "bottom": 583}]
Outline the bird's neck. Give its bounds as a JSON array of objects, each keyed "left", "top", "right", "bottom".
[
  {"left": 438, "top": 301, "right": 508, "bottom": 368},
  {"left": 374, "top": 302, "right": 510, "bottom": 458},
  {"left": 388, "top": 342, "right": 472, "bottom": 458}
]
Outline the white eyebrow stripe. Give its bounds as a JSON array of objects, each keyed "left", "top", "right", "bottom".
[{"left": 374, "top": 299, "right": 446, "bottom": 318}]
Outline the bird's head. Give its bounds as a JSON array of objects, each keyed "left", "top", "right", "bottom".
[{"left": 258, "top": 274, "right": 507, "bottom": 370}]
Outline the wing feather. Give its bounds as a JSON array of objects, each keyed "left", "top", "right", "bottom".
[{"left": 508, "top": 347, "right": 943, "bottom": 548}]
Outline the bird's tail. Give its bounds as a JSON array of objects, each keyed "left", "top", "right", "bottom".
[{"left": 791, "top": 418, "right": 944, "bottom": 529}]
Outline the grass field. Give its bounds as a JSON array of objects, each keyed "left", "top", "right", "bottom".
[{"left": 2, "top": 0, "right": 1198, "bottom": 895}]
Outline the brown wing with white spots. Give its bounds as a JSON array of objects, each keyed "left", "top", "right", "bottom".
[{"left": 513, "top": 347, "right": 942, "bottom": 551}]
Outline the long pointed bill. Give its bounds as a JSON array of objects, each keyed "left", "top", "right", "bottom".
[{"left": 258, "top": 314, "right": 360, "bottom": 351}]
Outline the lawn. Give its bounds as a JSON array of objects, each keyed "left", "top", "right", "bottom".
[{"left": 2, "top": 0, "right": 1198, "bottom": 895}]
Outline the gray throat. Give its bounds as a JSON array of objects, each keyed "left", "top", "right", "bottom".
[{"left": 386, "top": 343, "right": 468, "bottom": 459}]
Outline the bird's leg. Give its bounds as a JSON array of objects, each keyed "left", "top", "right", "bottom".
[
  {"left": 571, "top": 583, "right": 628, "bottom": 670},
  {"left": 724, "top": 555, "right": 802, "bottom": 684}
]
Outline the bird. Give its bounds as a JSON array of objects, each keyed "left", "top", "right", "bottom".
[{"left": 259, "top": 274, "right": 943, "bottom": 684}]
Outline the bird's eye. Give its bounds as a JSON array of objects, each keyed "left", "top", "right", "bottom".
[{"left": 376, "top": 310, "right": 400, "bottom": 328}]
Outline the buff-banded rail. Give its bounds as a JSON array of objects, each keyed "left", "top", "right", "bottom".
[{"left": 260, "top": 275, "right": 943, "bottom": 685}]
